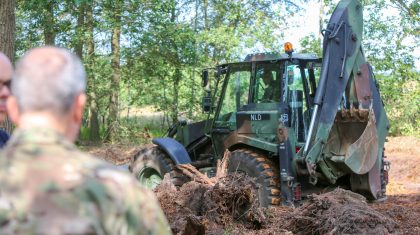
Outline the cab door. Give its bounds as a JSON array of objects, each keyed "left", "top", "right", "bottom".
[{"left": 211, "top": 63, "right": 251, "bottom": 156}]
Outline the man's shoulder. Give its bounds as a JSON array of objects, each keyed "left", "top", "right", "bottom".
[
  {"left": 60, "top": 151, "right": 136, "bottom": 186},
  {"left": 0, "top": 147, "right": 170, "bottom": 234},
  {"left": 2, "top": 143, "right": 103, "bottom": 166},
  {"left": 1, "top": 142, "right": 150, "bottom": 198}
]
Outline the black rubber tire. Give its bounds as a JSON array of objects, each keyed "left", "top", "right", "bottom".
[
  {"left": 129, "top": 145, "right": 185, "bottom": 188},
  {"left": 228, "top": 149, "right": 281, "bottom": 207}
]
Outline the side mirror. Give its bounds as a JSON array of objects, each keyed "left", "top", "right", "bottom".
[
  {"left": 201, "top": 70, "right": 209, "bottom": 87},
  {"left": 202, "top": 91, "right": 212, "bottom": 112},
  {"left": 216, "top": 66, "right": 227, "bottom": 77}
]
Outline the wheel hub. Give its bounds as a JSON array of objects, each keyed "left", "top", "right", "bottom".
[{"left": 137, "top": 167, "right": 163, "bottom": 189}]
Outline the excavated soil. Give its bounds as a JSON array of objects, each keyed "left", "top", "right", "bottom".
[
  {"left": 86, "top": 144, "right": 139, "bottom": 165},
  {"left": 87, "top": 136, "right": 420, "bottom": 234},
  {"left": 155, "top": 173, "right": 274, "bottom": 235},
  {"left": 286, "top": 189, "right": 396, "bottom": 234},
  {"left": 155, "top": 173, "right": 397, "bottom": 235}
]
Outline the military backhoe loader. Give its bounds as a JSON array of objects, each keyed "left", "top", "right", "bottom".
[{"left": 129, "top": 0, "right": 390, "bottom": 206}]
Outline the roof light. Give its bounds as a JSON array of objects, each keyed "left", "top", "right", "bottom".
[{"left": 284, "top": 42, "right": 294, "bottom": 55}]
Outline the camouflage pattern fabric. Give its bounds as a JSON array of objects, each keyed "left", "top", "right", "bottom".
[{"left": 0, "top": 128, "right": 171, "bottom": 235}]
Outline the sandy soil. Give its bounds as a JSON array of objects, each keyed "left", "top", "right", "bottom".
[
  {"left": 372, "top": 136, "right": 420, "bottom": 234},
  {"left": 86, "top": 136, "right": 420, "bottom": 234}
]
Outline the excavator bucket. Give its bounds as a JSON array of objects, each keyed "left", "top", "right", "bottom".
[
  {"left": 344, "top": 110, "right": 378, "bottom": 175},
  {"left": 330, "top": 109, "right": 378, "bottom": 175},
  {"left": 304, "top": 0, "right": 389, "bottom": 200}
]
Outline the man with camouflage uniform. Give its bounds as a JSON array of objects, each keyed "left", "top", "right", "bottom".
[
  {"left": 262, "top": 70, "right": 281, "bottom": 102},
  {"left": 0, "top": 47, "right": 171, "bottom": 234}
]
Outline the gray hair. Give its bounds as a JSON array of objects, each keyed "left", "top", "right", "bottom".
[{"left": 12, "top": 47, "right": 86, "bottom": 115}]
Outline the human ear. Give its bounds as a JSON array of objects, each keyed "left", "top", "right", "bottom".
[
  {"left": 73, "top": 93, "right": 86, "bottom": 123},
  {"left": 6, "top": 96, "right": 20, "bottom": 126}
]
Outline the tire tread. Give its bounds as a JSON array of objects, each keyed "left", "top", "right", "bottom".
[
  {"left": 130, "top": 145, "right": 186, "bottom": 187},
  {"left": 230, "top": 149, "right": 281, "bottom": 206}
]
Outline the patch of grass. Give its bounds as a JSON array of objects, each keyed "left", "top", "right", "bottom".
[
  {"left": 79, "top": 123, "right": 168, "bottom": 146},
  {"left": 79, "top": 112, "right": 171, "bottom": 145}
]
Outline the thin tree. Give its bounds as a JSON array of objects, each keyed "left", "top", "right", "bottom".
[
  {"left": 86, "top": 1, "right": 100, "bottom": 142},
  {"left": 107, "top": 0, "right": 122, "bottom": 142},
  {"left": 43, "top": 1, "right": 55, "bottom": 45},
  {"left": 75, "top": 1, "right": 86, "bottom": 60},
  {"left": 0, "top": 0, "right": 15, "bottom": 134},
  {"left": 0, "top": 0, "right": 15, "bottom": 60}
]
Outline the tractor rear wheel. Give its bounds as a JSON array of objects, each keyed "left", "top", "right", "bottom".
[
  {"left": 228, "top": 149, "right": 281, "bottom": 207},
  {"left": 129, "top": 145, "right": 185, "bottom": 189}
]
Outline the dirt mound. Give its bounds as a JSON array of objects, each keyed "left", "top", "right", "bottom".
[
  {"left": 88, "top": 144, "right": 140, "bottom": 165},
  {"left": 154, "top": 152, "right": 399, "bottom": 235},
  {"left": 371, "top": 194, "right": 420, "bottom": 234},
  {"left": 156, "top": 172, "right": 397, "bottom": 235},
  {"left": 385, "top": 136, "right": 420, "bottom": 195},
  {"left": 83, "top": 137, "right": 418, "bottom": 234},
  {"left": 287, "top": 188, "right": 397, "bottom": 234}
]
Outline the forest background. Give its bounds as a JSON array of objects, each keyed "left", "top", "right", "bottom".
[{"left": 0, "top": 0, "right": 418, "bottom": 144}]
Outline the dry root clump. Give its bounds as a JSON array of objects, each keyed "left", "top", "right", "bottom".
[
  {"left": 155, "top": 151, "right": 397, "bottom": 235},
  {"left": 286, "top": 188, "right": 397, "bottom": 234},
  {"left": 154, "top": 151, "right": 292, "bottom": 235},
  {"left": 155, "top": 171, "right": 273, "bottom": 235},
  {"left": 201, "top": 173, "right": 265, "bottom": 228},
  {"left": 155, "top": 177, "right": 208, "bottom": 235}
]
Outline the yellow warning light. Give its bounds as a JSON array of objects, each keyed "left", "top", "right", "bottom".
[{"left": 284, "top": 42, "right": 293, "bottom": 54}]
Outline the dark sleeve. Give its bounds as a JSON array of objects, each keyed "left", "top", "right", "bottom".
[{"left": 0, "top": 130, "right": 10, "bottom": 148}]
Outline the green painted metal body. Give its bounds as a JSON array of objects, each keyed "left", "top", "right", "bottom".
[{"left": 171, "top": 0, "right": 389, "bottom": 203}]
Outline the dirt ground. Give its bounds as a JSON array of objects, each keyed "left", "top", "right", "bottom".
[
  {"left": 87, "top": 136, "right": 420, "bottom": 234},
  {"left": 371, "top": 136, "right": 420, "bottom": 234}
]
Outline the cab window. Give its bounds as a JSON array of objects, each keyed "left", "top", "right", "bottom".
[
  {"left": 217, "top": 64, "right": 251, "bottom": 122},
  {"left": 253, "top": 62, "right": 283, "bottom": 103}
]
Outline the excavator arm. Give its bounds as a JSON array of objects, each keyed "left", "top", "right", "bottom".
[{"left": 303, "top": 0, "right": 389, "bottom": 199}]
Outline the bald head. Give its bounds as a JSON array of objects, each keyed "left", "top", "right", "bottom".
[{"left": 12, "top": 46, "right": 86, "bottom": 115}]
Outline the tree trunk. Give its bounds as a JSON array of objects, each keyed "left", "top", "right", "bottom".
[
  {"left": 75, "top": 1, "right": 85, "bottom": 60},
  {"left": 74, "top": 1, "right": 86, "bottom": 142},
  {"left": 0, "top": 0, "right": 15, "bottom": 134},
  {"left": 107, "top": 0, "right": 122, "bottom": 142},
  {"left": 44, "top": 1, "right": 56, "bottom": 45},
  {"left": 0, "top": 0, "right": 15, "bottom": 60},
  {"left": 169, "top": 2, "right": 180, "bottom": 124},
  {"left": 171, "top": 68, "right": 181, "bottom": 124},
  {"left": 86, "top": 1, "right": 100, "bottom": 142},
  {"left": 188, "top": 0, "right": 199, "bottom": 118},
  {"left": 203, "top": 0, "right": 209, "bottom": 59}
]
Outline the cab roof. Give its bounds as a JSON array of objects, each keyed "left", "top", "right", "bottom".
[{"left": 244, "top": 52, "right": 320, "bottom": 62}]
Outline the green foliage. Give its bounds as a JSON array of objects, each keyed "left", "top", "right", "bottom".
[
  {"left": 301, "top": 0, "right": 419, "bottom": 137},
  {"left": 378, "top": 75, "right": 420, "bottom": 137},
  {"left": 80, "top": 115, "right": 168, "bottom": 145},
  {"left": 14, "top": 0, "right": 419, "bottom": 143},
  {"left": 363, "top": 0, "right": 419, "bottom": 136},
  {"left": 79, "top": 125, "right": 107, "bottom": 143},
  {"left": 299, "top": 34, "right": 322, "bottom": 57}
]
